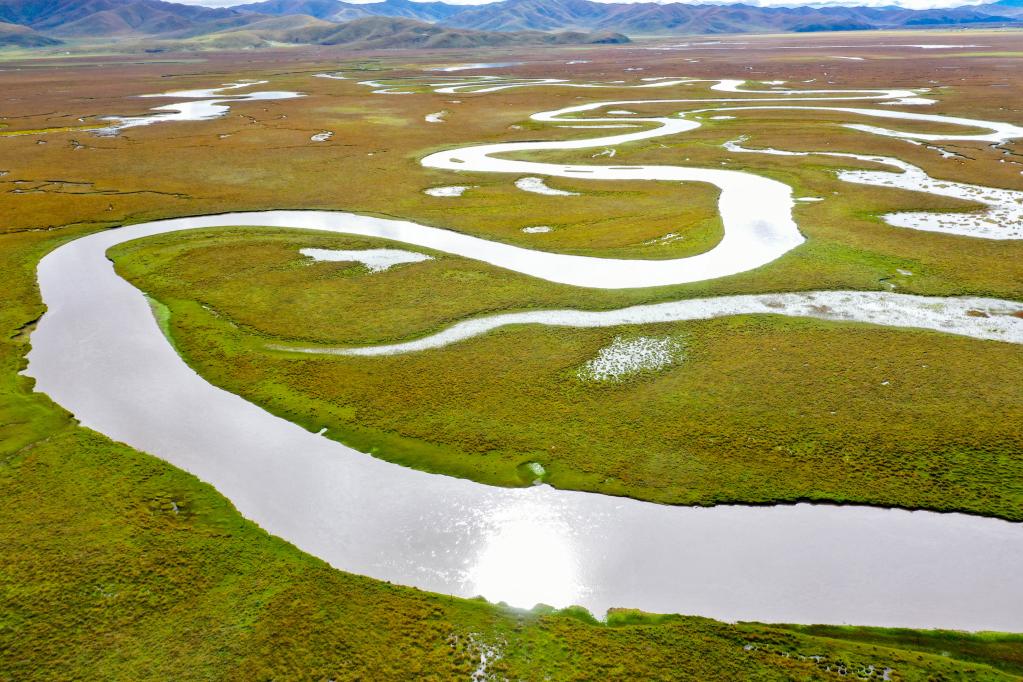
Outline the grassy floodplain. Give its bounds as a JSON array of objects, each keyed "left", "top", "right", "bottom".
[
  {"left": 106, "top": 53, "right": 1023, "bottom": 519},
  {"left": 111, "top": 225, "right": 1023, "bottom": 518},
  {"left": 2, "top": 30, "right": 1023, "bottom": 678}
]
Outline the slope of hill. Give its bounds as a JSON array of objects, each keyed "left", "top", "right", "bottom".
[
  {"left": 175, "top": 11, "right": 327, "bottom": 45},
  {"left": 0, "top": 0, "right": 248, "bottom": 36},
  {"left": 982, "top": 0, "right": 1023, "bottom": 16},
  {"left": 232, "top": 0, "right": 364, "bottom": 22},
  {"left": 0, "top": 18, "right": 61, "bottom": 44},
  {"left": 212, "top": 14, "right": 628, "bottom": 48},
  {"left": 441, "top": 0, "right": 1018, "bottom": 34},
  {"left": 442, "top": 0, "right": 610, "bottom": 32},
  {"left": 236, "top": 0, "right": 463, "bottom": 23}
]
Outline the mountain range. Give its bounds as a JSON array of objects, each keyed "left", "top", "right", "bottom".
[
  {"left": 236, "top": 0, "right": 1023, "bottom": 32},
  {"left": 222, "top": 14, "right": 628, "bottom": 48},
  {"left": 1, "top": 0, "right": 1021, "bottom": 49}
]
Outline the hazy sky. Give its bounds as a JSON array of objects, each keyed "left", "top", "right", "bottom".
[{"left": 182, "top": 0, "right": 988, "bottom": 11}]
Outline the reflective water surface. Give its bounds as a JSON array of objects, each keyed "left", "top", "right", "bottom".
[
  {"left": 27, "top": 76, "right": 1023, "bottom": 630},
  {"left": 26, "top": 213, "right": 1023, "bottom": 631}
]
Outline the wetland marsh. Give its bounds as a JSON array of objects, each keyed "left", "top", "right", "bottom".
[{"left": 3, "top": 31, "right": 1023, "bottom": 679}]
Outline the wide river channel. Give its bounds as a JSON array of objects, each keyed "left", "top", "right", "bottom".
[{"left": 26, "top": 210, "right": 1023, "bottom": 632}]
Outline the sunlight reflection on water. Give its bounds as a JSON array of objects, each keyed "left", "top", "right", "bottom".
[{"left": 467, "top": 495, "right": 583, "bottom": 609}]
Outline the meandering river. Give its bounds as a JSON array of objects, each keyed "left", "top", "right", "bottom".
[{"left": 25, "top": 77, "right": 1023, "bottom": 630}]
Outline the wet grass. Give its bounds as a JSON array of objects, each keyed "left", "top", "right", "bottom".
[
  {"left": 0, "top": 124, "right": 104, "bottom": 136},
  {"left": 112, "top": 225, "right": 1023, "bottom": 519},
  {"left": 95, "top": 41, "right": 1021, "bottom": 521},
  {"left": 6, "top": 234, "right": 1019, "bottom": 682},
  {"left": 773, "top": 625, "right": 1023, "bottom": 677}
]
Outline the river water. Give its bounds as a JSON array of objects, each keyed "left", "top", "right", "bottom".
[{"left": 25, "top": 211, "right": 1023, "bottom": 631}]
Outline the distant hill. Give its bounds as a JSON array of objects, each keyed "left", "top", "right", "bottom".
[
  {"left": 232, "top": 0, "right": 367, "bottom": 23},
  {"left": 441, "top": 0, "right": 606, "bottom": 32},
  {"left": 0, "top": 0, "right": 250, "bottom": 37},
  {"left": 982, "top": 0, "right": 1023, "bottom": 16},
  {"left": 207, "top": 14, "right": 628, "bottom": 48},
  {"left": 438, "top": 0, "right": 1017, "bottom": 34},
  {"left": 0, "top": 18, "right": 61, "bottom": 44},
  {"left": 235, "top": 0, "right": 464, "bottom": 24},
  {"left": 237, "top": 0, "right": 1021, "bottom": 34}
]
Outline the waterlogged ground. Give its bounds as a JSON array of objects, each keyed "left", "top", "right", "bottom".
[
  {"left": 103, "top": 65, "right": 1023, "bottom": 517},
  {"left": 4, "top": 32, "right": 1023, "bottom": 677},
  {"left": 112, "top": 227, "right": 1023, "bottom": 517}
]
